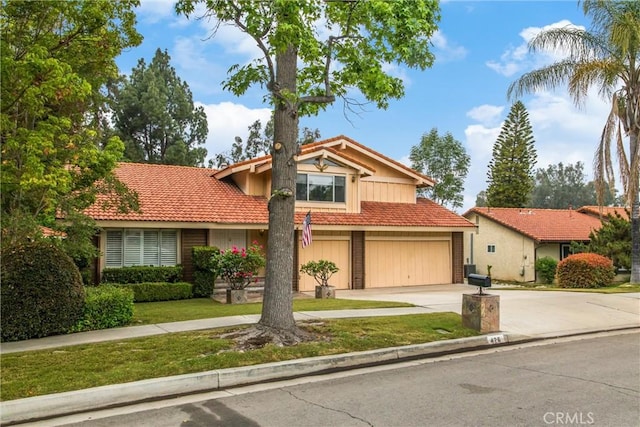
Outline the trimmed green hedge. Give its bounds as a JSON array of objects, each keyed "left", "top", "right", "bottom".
[
  {"left": 192, "top": 246, "right": 219, "bottom": 297},
  {"left": 114, "top": 282, "right": 193, "bottom": 302},
  {"left": 1, "top": 241, "right": 85, "bottom": 342},
  {"left": 71, "top": 285, "right": 134, "bottom": 332},
  {"left": 101, "top": 266, "right": 183, "bottom": 284}
]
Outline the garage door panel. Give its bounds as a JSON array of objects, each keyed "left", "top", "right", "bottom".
[
  {"left": 298, "top": 240, "right": 350, "bottom": 292},
  {"left": 365, "top": 240, "right": 450, "bottom": 288}
]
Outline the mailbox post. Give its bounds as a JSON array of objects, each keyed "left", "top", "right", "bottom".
[{"left": 462, "top": 274, "right": 500, "bottom": 333}]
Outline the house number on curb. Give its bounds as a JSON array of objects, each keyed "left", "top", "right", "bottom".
[{"left": 486, "top": 334, "right": 506, "bottom": 344}]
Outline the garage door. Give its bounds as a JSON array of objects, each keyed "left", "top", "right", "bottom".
[
  {"left": 298, "top": 235, "right": 350, "bottom": 292},
  {"left": 365, "top": 240, "right": 451, "bottom": 288}
]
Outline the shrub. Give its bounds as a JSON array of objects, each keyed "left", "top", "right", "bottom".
[
  {"left": 192, "top": 271, "right": 216, "bottom": 298},
  {"left": 115, "top": 282, "right": 193, "bottom": 302},
  {"left": 300, "top": 259, "right": 340, "bottom": 286},
  {"left": 192, "top": 246, "right": 220, "bottom": 270},
  {"left": 535, "top": 256, "right": 558, "bottom": 284},
  {"left": 1, "top": 241, "right": 85, "bottom": 342},
  {"left": 192, "top": 246, "right": 219, "bottom": 297},
  {"left": 72, "top": 285, "right": 134, "bottom": 332},
  {"left": 101, "top": 265, "right": 183, "bottom": 284},
  {"left": 556, "top": 253, "right": 615, "bottom": 289},
  {"left": 213, "top": 242, "right": 266, "bottom": 290}
]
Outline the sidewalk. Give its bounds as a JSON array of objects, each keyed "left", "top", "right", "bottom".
[{"left": 2, "top": 285, "right": 639, "bottom": 424}]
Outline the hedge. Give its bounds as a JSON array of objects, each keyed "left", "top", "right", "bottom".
[
  {"left": 71, "top": 285, "right": 134, "bottom": 332},
  {"left": 556, "top": 253, "right": 615, "bottom": 288},
  {"left": 101, "top": 266, "right": 183, "bottom": 284},
  {"left": 192, "top": 246, "right": 219, "bottom": 297},
  {"left": 114, "top": 282, "right": 193, "bottom": 302}
]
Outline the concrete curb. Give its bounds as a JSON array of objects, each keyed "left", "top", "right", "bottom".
[{"left": 1, "top": 332, "right": 526, "bottom": 425}]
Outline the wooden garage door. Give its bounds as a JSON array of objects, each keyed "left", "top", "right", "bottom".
[
  {"left": 365, "top": 240, "right": 451, "bottom": 288},
  {"left": 297, "top": 235, "right": 350, "bottom": 292}
]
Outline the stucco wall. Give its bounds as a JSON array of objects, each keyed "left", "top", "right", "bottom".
[{"left": 463, "top": 213, "right": 536, "bottom": 282}]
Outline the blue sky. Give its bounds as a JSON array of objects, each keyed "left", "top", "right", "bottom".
[{"left": 116, "top": 1, "right": 612, "bottom": 212}]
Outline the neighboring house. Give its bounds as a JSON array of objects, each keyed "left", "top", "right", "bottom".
[
  {"left": 86, "top": 135, "right": 475, "bottom": 291},
  {"left": 462, "top": 207, "right": 603, "bottom": 282}
]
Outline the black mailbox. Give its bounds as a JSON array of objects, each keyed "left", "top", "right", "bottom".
[{"left": 468, "top": 273, "right": 491, "bottom": 288}]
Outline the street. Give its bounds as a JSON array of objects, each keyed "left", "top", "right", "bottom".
[{"left": 30, "top": 331, "right": 640, "bottom": 427}]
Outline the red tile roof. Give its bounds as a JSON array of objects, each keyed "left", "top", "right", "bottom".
[
  {"left": 85, "top": 163, "right": 269, "bottom": 224},
  {"left": 577, "top": 205, "right": 629, "bottom": 220},
  {"left": 86, "top": 163, "right": 472, "bottom": 229},
  {"left": 295, "top": 198, "right": 475, "bottom": 228},
  {"left": 464, "top": 207, "right": 603, "bottom": 242}
]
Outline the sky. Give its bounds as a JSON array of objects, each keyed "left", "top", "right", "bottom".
[{"left": 115, "top": 0, "right": 613, "bottom": 213}]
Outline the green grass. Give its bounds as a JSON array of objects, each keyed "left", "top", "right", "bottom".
[
  {"left": 132, "top": 297, "right": 414, "bottom": 324},
  {"left": 0, "top": 313, "right": 478, "bottom": 401}
]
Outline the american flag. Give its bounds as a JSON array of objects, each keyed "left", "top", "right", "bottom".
[{"left": 302, "top": 211, "right": 312, "bottom": 248}]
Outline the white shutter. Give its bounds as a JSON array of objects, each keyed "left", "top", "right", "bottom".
[
  {"left": 105, "top": 231, "right": 123, "bottom": 268},
  {"left": 143, "top": 231, "right": 159, "bottom": 266},
  {"left": 160, "top": 230, "right": 177, "bottom": 266},
  {"left": 124, "top": 230, "right": 142, "bottom": 266}
]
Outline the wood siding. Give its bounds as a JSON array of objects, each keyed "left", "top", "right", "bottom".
[
  {"left": 452, "top": 232, "right": 463, "bottom": 284},
  {"left": 181, "top": 229, "right": 208, "bottom": 283},
  {"left": 360, "top": 180, "right": 415, "bottom": 203},
  {"left": 351, "top": 231, "right": 365, "bottom": 289}
]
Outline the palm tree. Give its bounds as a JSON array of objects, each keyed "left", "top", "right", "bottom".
[{"left": 508, "top": 0, "right": 640, "bottom": 284}]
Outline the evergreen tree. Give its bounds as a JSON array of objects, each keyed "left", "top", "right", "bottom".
[
  {"left": 530, "top": 162, "right": 617, "bottom": 208},
  {"left": 410, "top": 128, "right": 470, "bottom": 210},
  {"left": 572, "top": 211, "right": 631, "bottom": 270},
  {"left": 486, "top": 101, "right": 537, "bottom": 207},
  {"left": 113, "top": 48, "right": 208, "bottom": 166}
]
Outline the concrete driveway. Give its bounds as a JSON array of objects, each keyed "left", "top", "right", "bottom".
[{"left": 331, "top": 284, "right": 640, "bottom": 337}]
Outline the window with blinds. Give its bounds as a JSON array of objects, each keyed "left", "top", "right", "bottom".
[{"left": 105, "top": 229, "right": 177, "bottom": 267}]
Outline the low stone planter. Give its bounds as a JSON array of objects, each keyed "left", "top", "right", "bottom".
[
  {"left": 226, "top": 289, "right": 248, "bottom": 304},
  {"left": 315, "top": 285, "right": 336, "bottom": 299},
  {"left": 461, "top": 293, "right": 500, "bottom": 333}
]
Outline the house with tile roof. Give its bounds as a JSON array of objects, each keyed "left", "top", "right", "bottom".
[
  {"left": 462, "top": 207, "right": 604, "bottom": 282},
  {"left": 86, "top": 135, "right": 476, "bottom": 290}
]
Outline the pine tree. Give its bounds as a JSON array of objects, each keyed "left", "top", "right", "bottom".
[
  {"left": 113, "top": 49, "right": 208, "bottom": 166},
  {"left": 486, "top": 101, "right": 537, "bottom": 207}
]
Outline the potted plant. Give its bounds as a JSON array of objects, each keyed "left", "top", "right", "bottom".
[
  {"left": 300, "top": 259, "right": 339, "bottom": 299},
  {"left": 212, "top": 242, "right": 266, "bottom": 304}
]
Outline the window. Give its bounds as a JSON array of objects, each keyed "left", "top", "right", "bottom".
[
  {"left": 296, "top": 174, "right": 345, "bottom": 202},
  {"left": 560, "top": 244, "right": 572, "bottom": 260},
  {"left": 487, "top": 244, "right": 496, "bottom": 253},
  {"left": 105, "top": 229, "right": 177, "bottom": 267}
]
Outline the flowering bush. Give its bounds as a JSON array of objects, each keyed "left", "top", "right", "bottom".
[{"left": 212, "top": 242, "right": 266, "bottom": 290}]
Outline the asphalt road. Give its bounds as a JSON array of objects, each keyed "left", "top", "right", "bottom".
[{"left": 32, "top": 331, "right": 640, "bottom": 427}]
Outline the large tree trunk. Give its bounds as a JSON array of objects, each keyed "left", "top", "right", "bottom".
[{"left": 259, "top": 44, "right": 299, "bottom": 332}]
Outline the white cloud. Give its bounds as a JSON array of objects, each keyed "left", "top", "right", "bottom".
[
  {"left": 197, "top": 102, "right": 272, "bottom": 161},
  {"left": 432, "top": 30, "right": 468, "bottom": 63},
  {"left": 136, "top": 0, "right": 177, "bottom": 24},
  {"left": 466, "top": 105, "right": 504, "bottom": 127},
  {"left": 487, "top": 19, "right": 585, "bottom": 77}
]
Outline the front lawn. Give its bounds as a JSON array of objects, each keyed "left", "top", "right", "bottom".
[
  {"left": 1, "top": 312, "right": 478, "bottom": 401},
  {"left": 132, "top": 297, "right": 415, "bottom": 324}
]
